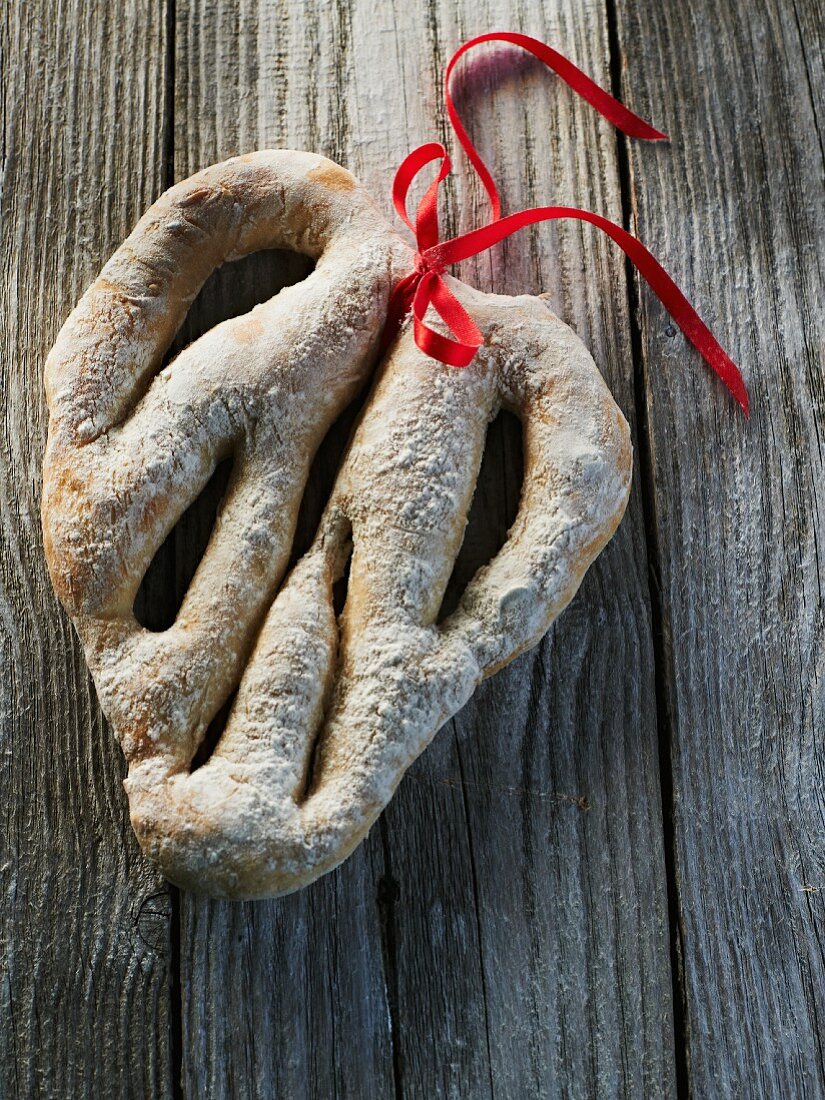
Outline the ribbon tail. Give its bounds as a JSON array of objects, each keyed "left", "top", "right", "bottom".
[{"left": 431, "top": 208, "right": 749, "bottom": 416}]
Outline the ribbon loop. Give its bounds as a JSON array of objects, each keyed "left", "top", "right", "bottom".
[
  {"left": 384, "top": 31, "right": 749, "bottom": 416},
  {"left": 445, "top": 30, "right": 668, "bottom": 221},
  {"left": 392, "top": 142, "right": 452, "bottom": 249}
]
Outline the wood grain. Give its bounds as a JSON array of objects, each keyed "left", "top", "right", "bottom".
[
  {"left": 171, "top": 1, "right": 674, "bottom": 1096},
  {"left": 615, "top": 0, "right": 825, "bottom": 1093},
  {"left": 5, "top": 0, "right": 820, "bottom": 1095},
  {"left": 0, "top": 3, "right": 174, "bottom": 1097}
]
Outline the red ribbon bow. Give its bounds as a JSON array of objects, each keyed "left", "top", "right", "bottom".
[{"left": 385, "top": 31, "right": 750, "bottom": 416}]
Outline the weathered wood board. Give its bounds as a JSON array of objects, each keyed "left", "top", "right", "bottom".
[
  {"left": 0, "top": 3, "right": 174, "bottom": 1097},
  {"left": 617, "top": 0, "right": 825, "bottom": 1093},
  {"left": 1, "top": 0, "right": 821, "bottom": 1096}
]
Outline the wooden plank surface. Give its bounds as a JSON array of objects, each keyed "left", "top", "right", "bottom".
[
  {"left": 616, "top": 0, "right": 825, "bottom": 1094},
  {"left": 172, "top": 1, "right": 674, "bottom": 1097},
  {"left": 0, "top": 3, "right": 174, "bottom": 1098},
  {"left": 3, "top": 0, "right": 821, "bottom": 1096}
]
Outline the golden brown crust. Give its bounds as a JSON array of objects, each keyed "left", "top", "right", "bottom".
[{"left": 42, "top": 153, "right": 631, "bottom": 899}]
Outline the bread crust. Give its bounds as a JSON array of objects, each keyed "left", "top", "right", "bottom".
[{"left": 42, "top": 152, "right": 631, "bottom": 899}]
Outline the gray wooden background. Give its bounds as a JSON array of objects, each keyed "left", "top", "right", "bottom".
[{"left": 2, "top": 0, "right": 823, "bottom": 1097}]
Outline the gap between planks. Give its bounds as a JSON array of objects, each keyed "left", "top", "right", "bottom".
[{"left": 604, "top": 0, "right": 689, "bottom": 1094}]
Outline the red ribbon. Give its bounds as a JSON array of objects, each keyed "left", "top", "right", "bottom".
[{"left": 385, "top": 31, "right": 749, "bottom": 416}]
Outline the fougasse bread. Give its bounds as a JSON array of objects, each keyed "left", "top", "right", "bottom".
[{"left": 42, "top": 151, "right": 631, "bottom": 898}]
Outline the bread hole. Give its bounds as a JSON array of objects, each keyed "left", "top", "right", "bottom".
[
  {"left": 133, "top": 457, "right": 233, "bottom": 632},
  {"left": 134, "top": 250, "right": 316, "bottom": 631},
  {"left": 332, "top": 544, "right": 352, "bottom": 619},
  {"left": 168, "top": 248, "right": 316, "bottom": 358},
  {"left": 437, "top": 409, "right": 523, "bottom": 622},
  {"left": 190, "top": 688, "right": 238, "bottom": 773},
  {"left": 294, "top": 528, "right": 352, "bottom": 805},
  {"left": 286, "top": 388, "right": 368, "bottom": 572},
  {"left": 105, "top": 250, "right": 317, "bottom": 434}
]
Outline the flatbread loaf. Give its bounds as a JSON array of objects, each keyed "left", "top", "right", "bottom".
[{"left": 42, "top": 152, "right": 631, "bottom": 898}]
